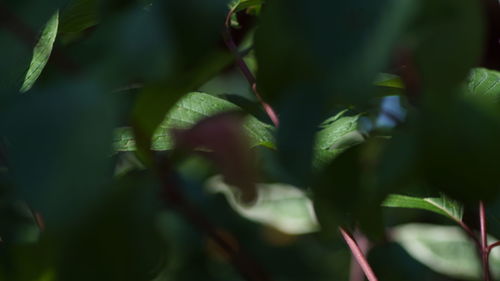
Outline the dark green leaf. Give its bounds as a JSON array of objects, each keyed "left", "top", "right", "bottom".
[
  {"left": 1, "top": 78, "right": 118, "bottom": 226},
  {"left": 255, "top": 0, "right": 415, "bottom": 105},
  {"left": 58, "top": 0, "right": 100, "bottom": 43},
  {"left": 411, "top": 0, "right": 484, "bottom": 95}
]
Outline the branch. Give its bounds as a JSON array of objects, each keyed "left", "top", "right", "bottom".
[
  {"left": 339, "top": 227, "right": 379, "bottom": 281},
  {"left": 222, "top": 7, "right": 279, "bottom": 127},
  {"left": 487, "top": 241, "right": 500, "bottom": 253}
]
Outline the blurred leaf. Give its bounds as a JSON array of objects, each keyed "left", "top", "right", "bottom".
[
  {"left": 63, "top": 0, "right": 231, "bottom": 159},
  {"left": 20, "top": 11, "right": 59, "bottom": 93},
  {"left": 382, "top": 194, "right": 464, "bottom": 223},
  {"left": 313, "top": 140, "right": 391, "bottom": 238},
  {"left": 368, "top": 242, "right": 445, "bottom": 281},
  {"left": 173, "top": 113, "right": 258, "bottom": 203},
  {"left": 255, "top": 0, "right": 415, "bottom": 186},
  {"left": 54, "top": 172, "right": 166, "bottom": 281},
  {"left": 1, "top": 78, "right": 118, "bottom": 227},
  {"left": 419, "top": 99, "right": 500, "bottom": 202},
  {"left": 411, "top": 0, "right": 484, "bottom": 95},
  {"left": 375, "top": 73, "right": 404, "bottom": 89},
  {"left": 0, "top": 201, "right": 40, "bottom": 244},
  {"left": 467, "top": 68, "right": 500, "bottom": 101},
  {"left": 3, "top": 1, "right": 67, "bottom": 29},
  {"left": 255, "top": 0, "right": 415, "bottom": 105},
  {"left": 393, "top": 223, "right": 500, "bottom": 280},
  {"left": 0, "top": 239, "right": 56, "bottom": 281},
  {"left": 115, "top": 92, "right": 274, "bottom": 151},
  {"left": 58, "top": 0, "right": 100, "bottom": 43},
  {"left": 206, "top": 175, "right": 319, "bottom": 234}
]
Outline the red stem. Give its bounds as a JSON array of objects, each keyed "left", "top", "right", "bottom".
[
  {"left": 339, "top": 227, "right": 379, "bottom": 281},
  {"left": 487, "top": 241, "right": 500, "bottom": 253},
  {"left": 480, "top": 201, "right": 492, "bottom": 281},
  {"left": 348, "top": 230, "right": 372, "bottom": 281},
  {"left": 222, "top": 7, "right": 279, "bottom": 127}
]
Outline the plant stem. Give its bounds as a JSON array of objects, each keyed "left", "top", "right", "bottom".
[
  {"left": 480, "top": 201, "right": 492, "bottom": 281},
  {"left": 487, "top": 241, "right": 500, "bottom": 253},
  {"left": 222, "top": 7, "right": 279, "bottom": 127},
  {"left": 339, "top": 227, "right": 379, "bottom": 281},
  {"left": 348, "top": 230, "right": 372, "bottom": 281}
]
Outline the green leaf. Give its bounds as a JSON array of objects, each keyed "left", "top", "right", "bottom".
[
  {"left": 231, "top": 0, "right": 264, "bottom": 12},
  {"left": 313, "top": 112, "right": 363, "bottom": 170},
  {"left": 374, "top": 73, "right": 404, "bottom": 89},
  {"left": 59, "top": 0, "right": 100, "bottom": 43},
  {"left": 467, "top": 68, "right": 500, "bottom": 101},
  {"left": 393, "top": 223, "right": 500, "bottom": 279},
  {"left": 206, "top": 175, "right": 319, "bottom": 234},
  {"left": 255, "top": 0, "right": 414, "bottom": 186},
  {"left": 411, "top": 0, "right": 484, "bottom": 95},
  {"left": 2, "top": 77, "right": 118, "bottom": 226},
  {"left": 382, "top": 194, "right": 463, "bottom": 223},
  {"left": 419, "top": 99, "right": 500, "bottom": 202},
  {"left": 115, "top": 92, "right": 275, "bottom": 151},
  {"left": 255, "top": 0, "right": 415, "bottom": 106},
  {"left": 20, "top": 12, "right": 59, "bottom": 93}
]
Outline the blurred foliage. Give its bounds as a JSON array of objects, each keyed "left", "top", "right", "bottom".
[{"left": 1, "top": 0, "right": 500, "bottom": 281}]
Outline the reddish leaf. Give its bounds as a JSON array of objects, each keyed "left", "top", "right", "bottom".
[{"left": 173, "top": 112, "right": 257, "bottom": 203}]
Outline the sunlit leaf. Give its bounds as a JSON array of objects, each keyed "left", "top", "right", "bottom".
[
  {"left": 467, "top": 68, "right": 500, "bottom": 101},
  {"left": 313, "top": 112, "right": 363, "bottom": 169},
  {"left": 115, "top": 92, "right": 274, "bottom": 151},
  {"left": 393, "top": 223, "right": 500, "bottom": 279},
  {"left": 206, "top": 175, "right": 319, "bottom": 234},
  {"left": 382, "top": 194, "right": 463, "bottom": 223},
  {"left": 20, "top": 12, "right": 59, "bottom": 93}
]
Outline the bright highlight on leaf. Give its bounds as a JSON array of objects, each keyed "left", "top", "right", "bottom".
[
  {"left": 114, "top": 92, "right": 275, "bottom": 151},
  {"left": 382, "top": 194, "right": 463, "bottom": 223},
  {"left": 393, "top": 223, "right": 500, "bottom": 280},
  {"left": 467, "top": 67, "right": 500, "bottom": 100},
  {"left": 206, "top": 175, "right": 319, "bottom": 235},
  {"left": 20, "top": 12, "right": 59, "bottom": 93}
]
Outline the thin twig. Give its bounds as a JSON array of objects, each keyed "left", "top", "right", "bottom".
[
  {"left": 339, "top": 227, "right": 379, "bottom": 281},
  {"left": 222, "top": 7, "right": 279, "bottom": 127},
  {"left": 487, "top": 241, "right": 500, "bottom": 253}
]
